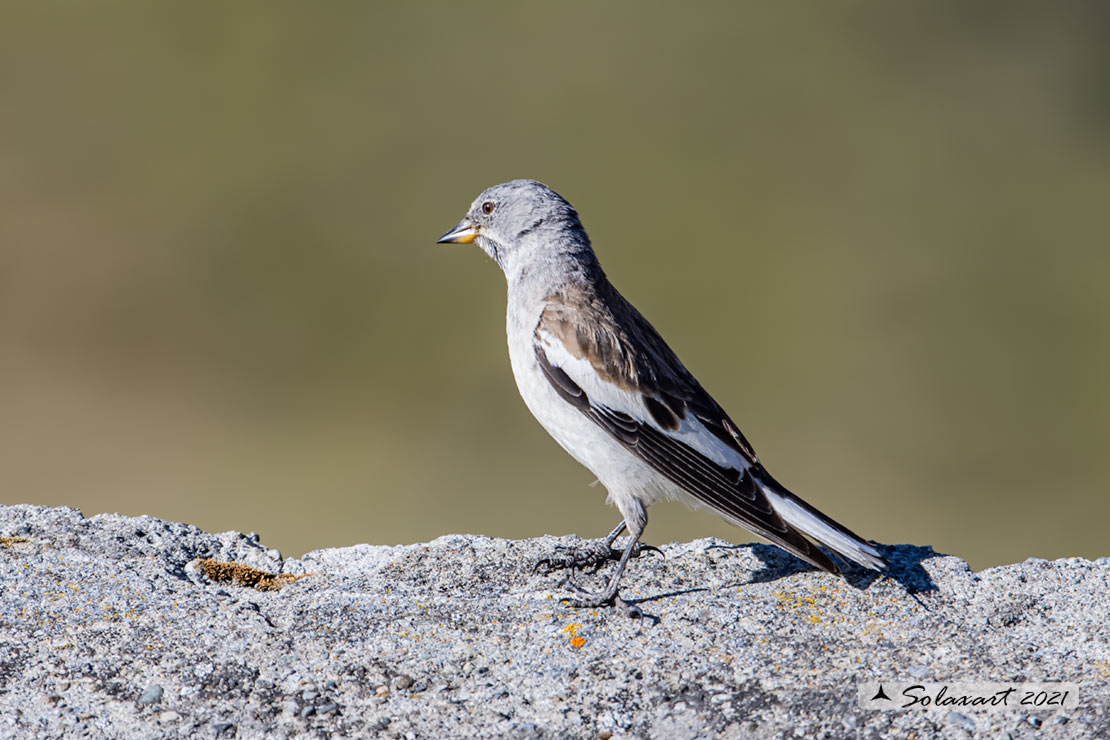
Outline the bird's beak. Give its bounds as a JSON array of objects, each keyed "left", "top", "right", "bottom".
[{"left": 436, "top": 219, "right": 479, "bottom": 244}]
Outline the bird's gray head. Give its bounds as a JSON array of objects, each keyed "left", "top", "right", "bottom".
[{"left": 437, "top": 180, "right": 599, "bottom": 281}]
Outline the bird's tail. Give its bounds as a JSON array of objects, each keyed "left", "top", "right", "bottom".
[{"left": 759, "top": 472, "right": 887, "bottom": 572}]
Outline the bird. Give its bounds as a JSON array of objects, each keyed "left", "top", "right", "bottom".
[{"left": 437, "top": 179, "right": 886, "bottom": 609}]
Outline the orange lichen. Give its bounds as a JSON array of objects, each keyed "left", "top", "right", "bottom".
[
  {"left": 196, "top": 559, "right": 310, "bottom": 592},
  {"left": 562, "top": 623, "right": 587, "bottom": 649}
]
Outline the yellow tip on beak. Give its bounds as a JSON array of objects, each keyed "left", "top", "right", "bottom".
[{"left": 436, "top": 219, "right": 479, "bottom": 244}]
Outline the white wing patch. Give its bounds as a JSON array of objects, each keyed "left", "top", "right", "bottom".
[{"left": 535, "top": 329, "right": 642, "bottom": 416}]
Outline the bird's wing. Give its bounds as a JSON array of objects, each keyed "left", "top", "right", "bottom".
[{"left": 534, "top": 280, "right": 840, "bottom": 574}]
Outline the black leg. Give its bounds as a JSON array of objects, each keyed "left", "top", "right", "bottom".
[
  {"left": 602, "top": 521, "right": 626, "bottom": 547},
  {"left": 561, "top": 529, "right": 643, "bottom": 608},
  {"left": 559, "top": 509, "right": 652, "bottom": 616}
]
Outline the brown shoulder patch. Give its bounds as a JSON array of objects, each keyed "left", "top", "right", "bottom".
[{"left": 537, "top": 282, "right": 640, "bottom": 393}]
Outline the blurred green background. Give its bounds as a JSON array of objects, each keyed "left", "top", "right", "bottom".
[{"left": 2, "top": 4, "right": 1107, "bottom": 570}]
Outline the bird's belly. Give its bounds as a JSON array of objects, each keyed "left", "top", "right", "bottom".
[{"left": 507, "top": 343, "right": 676, "bottom": 505}]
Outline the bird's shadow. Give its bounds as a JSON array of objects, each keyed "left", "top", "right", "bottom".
[
  {"left": 620, "top": 586, "right": 710, "bottom": 626},
  {"left": 550, "top": 542, "right": 942, "bottom": 623},
  {"left": 706, "top": 542, "right": 941, "bottom": 595}
]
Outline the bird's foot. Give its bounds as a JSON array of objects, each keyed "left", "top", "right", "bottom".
[
  {"left": 535, "top": 539, "right": 661, "bottom": 575},
  {"left": 561, "top": 583, "right": 643, "bottom": 619}
]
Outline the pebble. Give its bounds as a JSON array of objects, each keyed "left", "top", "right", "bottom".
[
  {"left": 946, "top": 712, "right": 975, "bottom": 732},
  {"left": 158, "top": 711, "right": 181, "bottom": 723},
  {"left": 138, "top": 685, "right": 164, "bottom": 706}
]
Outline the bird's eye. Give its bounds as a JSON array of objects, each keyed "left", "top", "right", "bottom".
[{"left": 481, "top": 201, "right": 495, "bottom": 215}]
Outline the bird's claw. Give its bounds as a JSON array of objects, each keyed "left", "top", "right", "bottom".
[
  {"left": 560, "top": 588, "right": 643, "bottom": 620},
  {"left": 535, "top": 540, "right": 661, "bottom": 575},
  {"left": 559, "top": 589, "right": 616, "bottom": 609},
  {"left": 535, "top": 540, "right": 615, "bottom": 574}
]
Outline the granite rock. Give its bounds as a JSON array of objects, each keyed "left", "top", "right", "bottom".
[{"left": 0, "top": 505, "right": 1106, "bottom": 738}]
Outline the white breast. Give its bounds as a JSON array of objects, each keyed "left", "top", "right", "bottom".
[{"left": 504, "top": 297, "right": 677, "bottom": 508}]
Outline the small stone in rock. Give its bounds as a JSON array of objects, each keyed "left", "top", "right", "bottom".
[
  {"left": 947, "top": 711, "right": 975, "bottom": 731},
  {"left": 138, "top": 685, "right": 164, "bottom": 706}
]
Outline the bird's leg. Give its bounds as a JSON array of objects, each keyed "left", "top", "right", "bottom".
[
  {"left": 534, "top": 521, "right": 659, "bottom": 575},
  {"left": 603, "top": 520, "right": 627, "bottom": 547},
  {"left": 561, "top": 521, "right": 646, "bottom": 610}
]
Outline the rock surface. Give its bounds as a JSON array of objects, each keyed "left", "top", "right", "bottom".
[{"left": 0, "top": 504, "right": 1107, "bottom": 739}]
